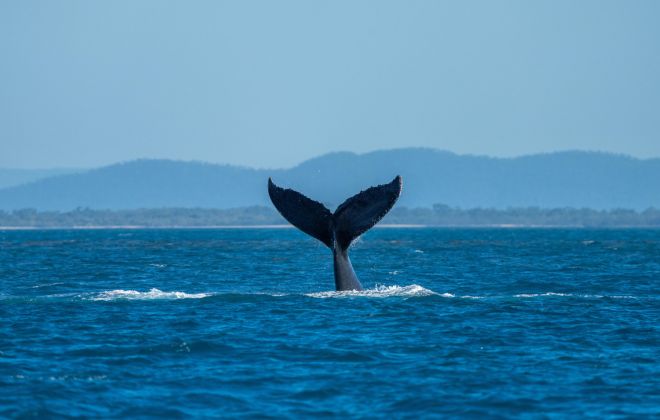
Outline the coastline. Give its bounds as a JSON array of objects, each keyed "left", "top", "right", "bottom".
[
  {"left": 0, "top": 224, "right": 427, "bottom": 230},
  {"left": 1, "top": 224, "right": 657, "bottom": 231}
]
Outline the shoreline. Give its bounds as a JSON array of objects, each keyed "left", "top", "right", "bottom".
[{"left": 1, "top": 224, "right": 658, "bottom": 231}]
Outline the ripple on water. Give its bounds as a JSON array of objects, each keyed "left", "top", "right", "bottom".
[{"left": 1, "top": 228, "right": 658, "bottom": 418}]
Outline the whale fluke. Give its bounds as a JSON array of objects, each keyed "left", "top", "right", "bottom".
[
  {"left": 333, "top": 176, "right": 402, "bottom": 250},
  {"left": 268, "top": 176, "right": 403, "bottom": 291},
  {"left": 268, "top": 178, "right": 333, "bottom": 248}
]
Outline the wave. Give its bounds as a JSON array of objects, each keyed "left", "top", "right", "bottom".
[
  {"left": 305, "top": 284, "right": 448, "bottom": 299},
  {"left": 31, "top": 282, "right": 66, "bottom": 289},
  {"left": 90, "top": 288, "right": 211, "bottom": 301},
  {"left": 514, "top": 292, "right": 572, "bottom": 298},
  {"left": 513, "top": 292, "right": 637, "bottom": 299},
  {"left": 8, "top": 287, "right": 644, "bottom": 303},
  {"left": 304, "top": 288, "right": 643, "bottom": 300}
]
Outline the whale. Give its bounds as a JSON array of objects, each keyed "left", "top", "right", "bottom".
[{"left": 268, "top": 176, "right": 402, "bottom": 291}]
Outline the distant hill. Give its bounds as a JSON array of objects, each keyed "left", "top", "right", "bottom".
[
  {"left": 1, "top": 149, "right": 659, "bottom": 211},
  {"left": 0, "top": 168, "right": 83, "bottom": 189}
]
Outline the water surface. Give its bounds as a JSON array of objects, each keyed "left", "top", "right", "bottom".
[{"left": 1, "top": 228, "right": 658, "bottom": 417}]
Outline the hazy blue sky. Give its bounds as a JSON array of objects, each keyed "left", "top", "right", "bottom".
[{"left": 1, "top": 1, "right": 659, "bottom": 169}]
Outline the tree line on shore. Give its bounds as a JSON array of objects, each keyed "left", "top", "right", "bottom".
[{"left": 2, "top": 205, "right": 660, "bottom": 227}]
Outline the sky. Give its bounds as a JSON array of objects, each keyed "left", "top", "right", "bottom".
[{"left": 1, "top": 1, "right": 659, "bottom": 169}]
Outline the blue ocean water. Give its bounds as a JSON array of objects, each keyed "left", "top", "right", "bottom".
[{"left": 1, "top": 228, "right": 658, "bottom": 418}]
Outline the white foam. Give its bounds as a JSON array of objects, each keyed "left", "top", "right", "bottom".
[
  {"left": 305, "top": 284, "right": 443, "bottom": 299},
  {"left": 31, "top": 282, "right": 65, "bottom": 288},
  {"left": 90, "top": 288, "right": 210, "bottom": 301},
  {"left": 513, "top": 292, "right": 638, "bottom": 299},
  {"left": 515, "top": 292, "right": 572, "bottom": 298}
]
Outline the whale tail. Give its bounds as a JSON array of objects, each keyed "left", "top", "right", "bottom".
[{"left": 267, "top": 176, "right": 402, "bottom": 251}]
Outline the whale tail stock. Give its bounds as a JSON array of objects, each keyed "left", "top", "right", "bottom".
[{"left": 267, "top": 176, "right": 403, "bottom": 290}]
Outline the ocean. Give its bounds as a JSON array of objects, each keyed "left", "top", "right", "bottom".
[{"left": 1, "top": 228, "right": 658, "bottom": 417}]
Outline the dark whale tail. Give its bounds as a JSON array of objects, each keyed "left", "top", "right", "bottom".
[{"left": 268, "top": 176, "right": 402, "bottom": 291}]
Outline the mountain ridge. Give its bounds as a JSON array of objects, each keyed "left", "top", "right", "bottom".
[
  {"left": 0, "top": 168, "right": 84, "bottom": 189},
  {"left": 1, "top": 149, "right": 658, "bottom": 211}
]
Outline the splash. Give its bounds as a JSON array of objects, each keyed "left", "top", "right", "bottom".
[
  {"left": 90, "top": 288, "right": 211, "bottom": 301},
  {"left": 305, "top": 284, "right": 446, "bottom": 299}
]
